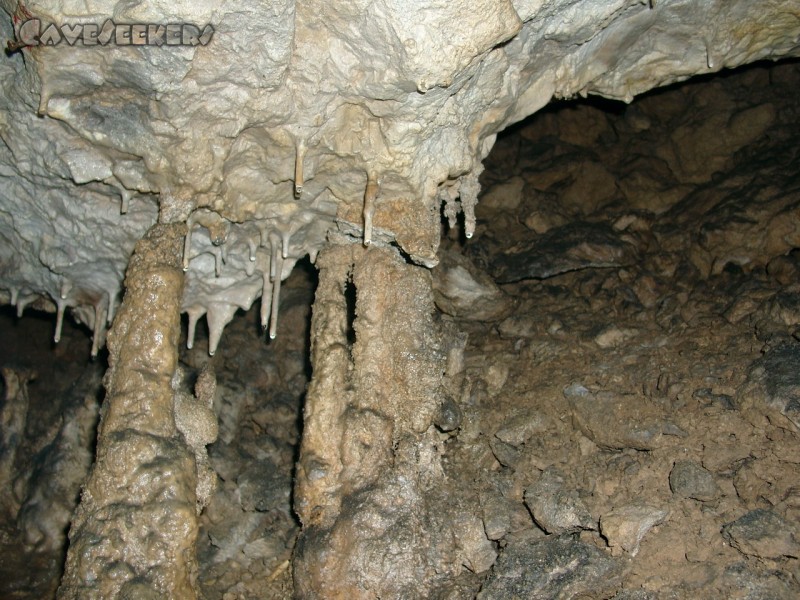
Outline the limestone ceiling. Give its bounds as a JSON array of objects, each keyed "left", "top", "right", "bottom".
[{"left": 0, "top": 0, "right": 798, "bottom": 353}]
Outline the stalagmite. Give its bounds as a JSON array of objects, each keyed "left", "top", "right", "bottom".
[
  {"left": 362, "top": 173, "right": 378, "bottom": 246},
  {"left": 294, "top": 242, "right": 484, "bottom": 598},
  {"left": 59, "top": 222, "right": 200, "bottom": 600}
]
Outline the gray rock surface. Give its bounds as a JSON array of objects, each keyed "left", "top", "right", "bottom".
[
  {"left": 565, "top": 386, "right": 687, "bottom": 451},
  {"left": 722, "top": 509, "right": 800, "bottom": 560},
  {"left": 478, "top": 532, "right": 621, "bottom": 599},
  {"left": 524, "top": 466, "right": 595, "bottom": 534},
  {"left": 739, "top": 343, "right": 800, "bottom": 429},
  {"left": 489, "top": 221, "right": 641, "bottom": 283},
  {"left": 669, "top": 460, "right": 720, "bottom": 502}
]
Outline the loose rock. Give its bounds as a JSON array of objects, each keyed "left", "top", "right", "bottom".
[
  {"left": 478, "top": 532, "right": 621, "bottom": 599},
  {"left": 669, "top": 460, "right": 720, "bottom": 502},
  {"left": 524, "top": 466, "right": 595, "bottom": 534},
  {"left": 600, "top": 504, "right": 669, "bottom": 557},
  {"left": 722, "top": 509, "right": 800, "bottom": 560}
]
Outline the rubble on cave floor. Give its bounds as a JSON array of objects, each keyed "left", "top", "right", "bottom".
[{"left": 431, "top": 60, "right": 800, "bottom": 598}]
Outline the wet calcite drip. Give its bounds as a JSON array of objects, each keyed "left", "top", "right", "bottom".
[
  {"left": 294, "top": 242, "right": 494, "bottom": 598},
  {"left": 59, "top": 223, "right": 201, "bottom": 600}
]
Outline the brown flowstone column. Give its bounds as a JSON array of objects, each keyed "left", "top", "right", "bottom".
[
  {"left": 294, "top": 243, "right": 492, "bottom": 598},
  {"left": 59, "top": 223, "right": 200, "bottom": 599}
]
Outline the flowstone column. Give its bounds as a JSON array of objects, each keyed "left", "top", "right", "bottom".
[
  {"left": 294, "top": 243, "right": 495, "bottom": 598},
  {"left": 59, "top": 223, "right": 200, "bottom": 599}
]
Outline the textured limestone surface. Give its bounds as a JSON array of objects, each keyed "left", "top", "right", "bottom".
[
  {"left": 294, "top": 243, "right": 492, "bottom": 598},
  {"left": 59, "top": 223, "right": 201, "bottom": 600},
  {"left": 1, "top": 0, "right": 799, "bottom": 354}
]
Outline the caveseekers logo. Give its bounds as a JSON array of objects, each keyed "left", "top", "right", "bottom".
[{"left": 8, "top": 18, "right": 214, "bottom": 51}]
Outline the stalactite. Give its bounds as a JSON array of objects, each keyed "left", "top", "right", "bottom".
[
  {"left": 90, "top": 301, "right": 107, "bottom": 358},
  {"left": 185, "top": 306, "right": 206, "bottom": 350},
  {"left": 182, "top": 220, "right": 194, "bottom": 272},
  {"left": 260, "top": 259, "right": 273, "bottom": 331},
  {"left": 362, "top": 172, "right": 378, "bottom": 246},
  {"left": 206, "top": 302, "right": 238, "bottom": 356},
  {"left": 295, "top": 139, "right": 307, "bottom": 198},
  {"left": 269, "top": 252, "right": 283, "bottom": 340},
  {"left": 53, "top": 297, "right": 66, "bottom": 344}
]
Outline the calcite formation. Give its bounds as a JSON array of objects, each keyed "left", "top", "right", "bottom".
[
  {"left": 1, "top": 0, "right": 800, "bottom": 598},
  {"left": 1, "top": 0, "right": 798, "bottom": 354},
  {"left": 58, "top": 224, "right": 200, "bottom": 599}
]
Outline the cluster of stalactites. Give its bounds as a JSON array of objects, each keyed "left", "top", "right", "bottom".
[
  {"left": 1, "top": 150, "right": 484, "bottom": 358},
  {"left": 2, "top": 280, "right": 116, "bottom": 359}
]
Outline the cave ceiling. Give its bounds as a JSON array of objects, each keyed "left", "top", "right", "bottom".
[{"left": 0, "top": 0, "right": 798, "bottom": 352}]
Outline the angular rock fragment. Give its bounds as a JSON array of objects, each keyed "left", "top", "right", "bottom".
[
  {"left": 669, "top": 460, "right": 720, "bottom": 502},
  {"left": 722, "top": 509, "right": 800, "bottom": 560},
  {"left": 494, "top": 409, "right": 552, "bottom": 448},
  {"left": 716, "top": 561, "right": 799, "bottom": 599},
  {"left": 565, "top": 386, "right": 687, "bottom": 451},
  {"left": 478, "top": 532, "right": 621, "bottom": 599},
  {"left": 489, "top": 222, "right": 640, "bottom": 283},
  {"left": 600, "top": 504, "right": 669, "bottom": 557},
  {"left": 738, "top": 342, "right": 800, "bottom": 429},
  {"left": 524, "top": 466, "right": 595, "bottom": 534},
  {"left": 433, "top": 249, "right": 513, "bottom": 321}
]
